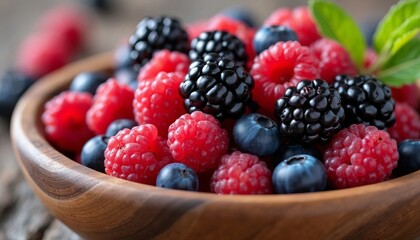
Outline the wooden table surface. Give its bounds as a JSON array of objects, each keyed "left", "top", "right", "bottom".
[{"left": 0, "top": 0, "right": 397, "bottom": 239}]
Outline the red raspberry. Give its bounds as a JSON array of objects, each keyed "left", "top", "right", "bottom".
[
  {"left": 310, "top": 38, "right": 358, "bottom": 83},
  {"left": 186, "top": 19, "right": 210, "bottom": 43},
  {"left": 391, "top": 84, "right": 420, "bottom": 111},
  {"left": 133, "top": 72, "right": 186, "bottom": 136},
  {"left": 263, "top": 6, "right": 321, "bottom": 46},
  {"left": 104, "top": 124, "right": 173, "bottom": 185},
  {"left": 41, "top": 91, "right": 94, "bottom": 153},
  {"left": 210, "top": 151, "right": 272, "bottom": 194},
  {"left": 250, "top": 41, "right": 320, "bottom": 117},
  {"left": 324, "top": 124, "right": 399, "bottom": 189},
  {"left": 387, "top": 103, "right": 420, "bottom": 143},
  {"left": 87, "top": 79, "right": 135, "bottom": 135},
  {"left": 38, "top": 5, "right": 88, "bottom": 52},
  {"left": 138, "top": 50, "right": 190, "bottom": 82},
  {"left": 16, "top": 32, "right": 71, "bottom": 78},
  {"left": 167, "top": 111, "right": 229, "bottom": 173},
  {"left": 206, "top": 15, "right": 256, "bottom": 69}
]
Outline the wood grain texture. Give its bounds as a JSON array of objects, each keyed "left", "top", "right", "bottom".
[{"left": 10, "top": 53, "right": 420, "bottom": 240}]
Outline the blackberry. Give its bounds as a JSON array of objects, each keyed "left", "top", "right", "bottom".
[
  {"left": 179, "top": 54, "right": 254, "bottom": 120},
  {"left": 332, "top": 75, "right": 395, "bottom": 129},
  {"left": 189, "top": 31, "right": 248, "bottom": 67},
  {"left": 274, "top": 79, "right": 345, "bottom": 145},
  {"left": 128, "top": 16, "right": 189, "bottom": 71}
]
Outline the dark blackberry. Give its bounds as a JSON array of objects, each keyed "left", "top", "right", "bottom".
[
  {"left": 189, "top": 31, "right": 248, "bottom": 67},
  {"left": 332, "top": 75, "right": 395, "bottom": 129},
  {"left": 179, "top": 55, "right": 254, "bottom": 120},
  {"left": 128, "top": 16, "right": 189, "bottom": 71},
  {"left": 274, "top": 79, "right": 345, "bottom": 145}
]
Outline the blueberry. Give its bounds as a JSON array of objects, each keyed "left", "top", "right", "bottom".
[
  {"left": 156, "top": 163, "right": 199, "bottom": 191},
  {"left": 114, "top": 44, "right": 133, "bottom": 70},
  {"left": 81, "top": 135, "right": 109, "bottom": 173},
  {"left": 233, "top": 113, "right": 280, "bottom": 157},
  {"left": 115, "top": 68, "right": 138, "bottom": 91},
  {"left": 220, "top": 7, "right": 257, "bottom": 28},
  {"left": 272, "top": 154, "right": 327, "bottom": 194},
  {"left": 253, "top": 26, "right": 298, "bottom": 55},
  {"left": 105, "top": 119, "right": 137, "bottom": 137},
  {"left": 69, "top": 72, "right": 109, "bottom": 95},
  {"left": 84, "top": 0, "right": 113, "bottom": 13},
  {"left": 0, "top": 69, "right": 35, "bottom": 120},
  {"left": 274, "top": 144, "right": 322, "bottom": 166},
  {"left": 394, "top": 140, "right": 420, "bottom": 176}
]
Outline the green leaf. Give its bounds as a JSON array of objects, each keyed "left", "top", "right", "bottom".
[
  {"left": 309, "top": 0, "right": 366, "bottom": 69},
  {"left": 389, "top": 15, "right": 420, "bottom": 54},
  {"left": 373, "top": 0, "right": 420, "bottom": 53},
  {"left": 378, "top": 39, "right": 420, "bottom": 87}
]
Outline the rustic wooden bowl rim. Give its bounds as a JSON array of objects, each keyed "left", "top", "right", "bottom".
[{"left": 11, "top": 51, "right": 420, "bottom": 205}]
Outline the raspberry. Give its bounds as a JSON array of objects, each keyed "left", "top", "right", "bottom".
[
  {"left": 138, "top": 50, "right": 190, "bottom": 82},
  {"left": 38, "top": 5, "right": 88, "bottom": 52},
  {"left": 16, "top": 32, "right": 71, "bottom": 78},
  {"left": 250, "top": 41, "right": 320, "bottom": 117},
  {"left": 167, "top": 111, "right": 229, "bottom": 173},
  {"left": 274, "top": 79, "right": 345, "bottom": 145},
  {"left": 186, "top": 19, "right": 210, "bottom": 42},
  {"left": 128, "top": 16, "right": 189, "bottom": 71},
  {"left": 324, "top": 124, "right": 399, "bottom": 189},
  {"left": 87, "top": 79, "right": 134, "bottom": 135},
  {"left": 179, "top": 55, "right": 254, "bottom": 120},
  {"left": 189, "top": 31, "right": 248, "bottom": 67},
  {"left": 263, "top": 6, "right": 321, "bottom": 46},
  {"left": 41, "top": 91, "right": 94, "bottom": 153},
  {"left": 332, "top": 75, "right": 395, "bottom": 129},
  {"left": 104, "top": 124, "right": 173, "bottom": 185},
  {"left": 387, "top": 103, "right": 420, "bottom": 143},
  {"left": 391, "top": 84, "right": 420, "bottom": 110},
  {"left": 133, "top": 72, "right": 186, "bottom": 136},
  {"left": 310, "top": 38, "right": 358, "bottom": 83},
  {"left": 210, "top": 151, "right": 272, "bottom": 194}
]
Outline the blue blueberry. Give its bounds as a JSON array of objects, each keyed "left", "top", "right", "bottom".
[
  {"left": 220, "top": 7, "right": 257, "bottom": 28},
  {"left": 115, "top": 68, "right": 138, "bottom": 91},
  {"left": 114, "top": 44, "right": 132, "bottom": 70},
  {"left": 69, "top": 71, "right": 109, "bottom": 95},
  {"left": 233, "top": 113, "right": 280, "bottom": 157},
  {"left": 81, "top": 135, "right": 109, "bottom": 173},
  {"left": 105, "top": 119, "right": 138, "bottom": 137},
  {"left": 394, "top": 140, "right": 420, "bottom": 176},
  {"left": 156, "top": 163, "right": 199, "bottom": 191},
  {"left": 272, "top": 154, "right": 327, "bottom": 194},
  {"left": 253, "top": 26, "right": 298, "bottom": 55},
  {"left": 274, "top": 144, "right": 322, "bottom": 166},
  {"left": 0, "top": 69, "right": 34, "bottom": 120}
]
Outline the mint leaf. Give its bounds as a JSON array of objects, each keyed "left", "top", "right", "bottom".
[
  {"left": 389, "top": 15, "right": 420, "bottom": 54},
  {"left": 373, "top": 0, "right": 420, "bottom": 53},
  {"left": 378, "top": 39, "right": 420, "bottom": 87},
  {"left": 309, "top": 0, "right": 365, "bottom": 69}
]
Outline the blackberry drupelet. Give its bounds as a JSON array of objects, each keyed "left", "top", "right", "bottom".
[
  {"left": 332, "top": 75, "right": 395, "bottom": 129},
  {"left": 128, "top": 16, "right": 189, "bottom": 71},
  {"left": 274, "top": 79, "right": 345, "bottom": 145},
  {"left": 189, "top": 31, "right": 248, "bottom": 67},
  {"left": 179, "top": 54, "right": 254, "bottom": 120}
]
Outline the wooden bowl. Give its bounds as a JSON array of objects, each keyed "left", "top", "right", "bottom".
[{"left": 11, "top": 52, "right": 420, "bottom": 240}]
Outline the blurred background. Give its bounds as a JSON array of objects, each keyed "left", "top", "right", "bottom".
[{"left": 0, "top": 0, "right": 399, "bottom": 239}]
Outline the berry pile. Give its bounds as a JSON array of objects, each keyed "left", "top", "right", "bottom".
[{"left": 41, "top": 1, "right": 420, "bottom": 195}]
